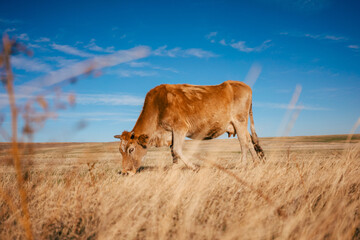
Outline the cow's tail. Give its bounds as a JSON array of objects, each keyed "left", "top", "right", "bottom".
[{"left": 249, "top": 103, "right": 266, "bottom": 161}]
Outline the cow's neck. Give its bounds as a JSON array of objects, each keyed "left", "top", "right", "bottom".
[{"left": 132, "top": 109, "right": 157, "bottom": 137}]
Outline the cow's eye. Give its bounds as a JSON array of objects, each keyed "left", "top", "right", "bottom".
[{"left": 128, "top": 147, "right": 135, "bottom": 154}]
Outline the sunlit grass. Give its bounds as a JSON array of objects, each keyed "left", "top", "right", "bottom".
[{"left": 1, "top": 136, "right": 359, "bottom": 239}]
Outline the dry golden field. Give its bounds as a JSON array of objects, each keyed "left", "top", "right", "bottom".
[{"left": 0, "top": 134, "right": 360, "bottom": 239}]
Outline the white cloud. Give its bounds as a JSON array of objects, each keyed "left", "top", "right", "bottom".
[
  {"left": 50, "top": 43, "right": 95, "bottom": 57},
  {"left": 85, "top": 39, "right": 115, "bottom": 53},
  {"left": 126, "top": 61, "right": 150, "bottom": 67},
  {"left": 304, "top": 33, "right": 320, "bottom": 39},
  {"left": 115, "top": 69, "right": 157, "bottom": 77},
  {"left": 153, "top": 45, "right": 218, "bottom": 58},
  {"left": 0, "top": 87, "right": 45, "bottom": 107},
  {"left": 348, "top": 45, "right": 359, "bottom": 49},
  {"left": 283, "top": 32, "right": 347, "bottom": 42},
  {"left": 126, "top": 61, "right": 178, "bottom": 73},
  {"left": 27, "top": 43, "right": 42, "bottom": 49},
  {"left": 153, "top": 46, "right": 180, "bottom": 57},
  {"left": 5, "top": 28, "right": 16, "bottom": 33},
  {"left": 230, "top": 40, "right": 271, "bottom": 53},
  {"left": 219, "top": 39, "right": 227, "bottom": 46},
  {"left": 11, "top": 55, "right": 52, "bottom": 73},
  {"left": 10, "top": 46, "right": 151, "bottom": 101},
  {"left": 0, "top": 92, "right": 145, "bottom": 110},
  {"left": 152, "top": 65, "right": 178, "bottom": 73},
  {"left": 55, "top": 111, "right": 138, "bottom": 122},
  {"left": 304, "top": 33, "right": 346, "bottom": 41},
  {"left": 185, "top": 48, "right": 218, "bottom": 58},
  {"left": 0, "top": 46, "right": 151, "bottom": 110},
  {"left": 17, "top": 33, "right": 29, "bottom": 41},
  {"left": 254, "top": 102, "right": 329, "bottom": 111},
  {"left": 206, "top": 32, "right": 217, "bottom": 39},
  {"left": 324, "top": 35, "right": 346, "bottom": 41},
  {"left": 76, "top": 93, "right": 144, "bottom": 106},
  {"left": 35, "top": 37, "right": 50, "bottom": 43},
  {"left": 46, "top": 56, "right": 79, "bottom": 68},
  {"left": 211, "top": 33, "right": 272, "bottom": 53},
  {"left": 90, "top": 46, "right": 151, "bottom": 68}
]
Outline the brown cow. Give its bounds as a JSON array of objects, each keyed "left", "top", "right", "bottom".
[{"left": 114, "top": 80, "right": 265, "bottom": 175}]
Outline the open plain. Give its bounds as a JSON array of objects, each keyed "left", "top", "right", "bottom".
[{"left": 1, "top": 134, "right": 359, "bottom": 239}]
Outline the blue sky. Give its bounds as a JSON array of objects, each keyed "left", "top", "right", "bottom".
[{"left": 0, "top": 0, "right": 359, "bottom": 142}]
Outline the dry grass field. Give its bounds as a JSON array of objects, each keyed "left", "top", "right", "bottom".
[{"left": 0, "top": 134, "right": 360, "bottom": 239}]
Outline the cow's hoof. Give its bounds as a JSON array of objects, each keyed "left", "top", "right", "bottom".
[
  {"left": 137, "top": 166, "right": 146, "bottom": 173},
  {"left": 118, "top": 171, "right": 130, "bottom": 176}
]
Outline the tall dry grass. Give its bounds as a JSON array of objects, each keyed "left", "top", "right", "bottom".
[
  {"left": 0, "top": 33, "right": 96, "bottom": 239},
  {"left": 0, "top": 141, "right": 359, "bottom": 239}
]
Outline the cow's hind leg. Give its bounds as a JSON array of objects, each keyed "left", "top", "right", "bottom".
[
  {"left": 233, "top": 121, "right": 250, "bottom": 163},
  {"left": 171, "top": 130, "right": 198, "bottom": 171},
  {"left": 247, "top": 134, "right": 261, "bottom": 163}
]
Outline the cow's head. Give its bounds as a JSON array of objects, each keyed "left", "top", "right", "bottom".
[{"left": 114, "top": 131, "right": 149, "bottom": 175}]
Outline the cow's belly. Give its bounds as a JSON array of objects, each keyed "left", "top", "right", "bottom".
[{"left": 186, "top": 122, "right": 231, "bottom": 140}]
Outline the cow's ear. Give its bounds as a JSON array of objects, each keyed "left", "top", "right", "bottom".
[
  {"left": 137, "top": 134, "right": 149, "bottom": 148},
  {"left": 114, "top": 131, "right": 131, "bottom": 140},
  {"left": 130, "top": 132, "right": 135, "bottom": 139},
  {"left": 120, "top": 131, "right": 132, "bottom": 140}
]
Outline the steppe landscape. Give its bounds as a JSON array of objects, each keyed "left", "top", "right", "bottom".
[
  {"left": 2, "top": 1, "right": 360, "bottom": 239},
  {"left": 1, "top": 134, "right": 359, "bottom": 239}
]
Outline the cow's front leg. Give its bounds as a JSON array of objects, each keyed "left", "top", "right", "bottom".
[
  {"left": 171, "top": 130, "right": 198, "bottom": 171},
  {"left": 170, "top": 143, "right": 179, "bottom": 164}
]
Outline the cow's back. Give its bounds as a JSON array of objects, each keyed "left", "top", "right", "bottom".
[{"left": 146, "top": 81, "right": 251, "bottom": 139}]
